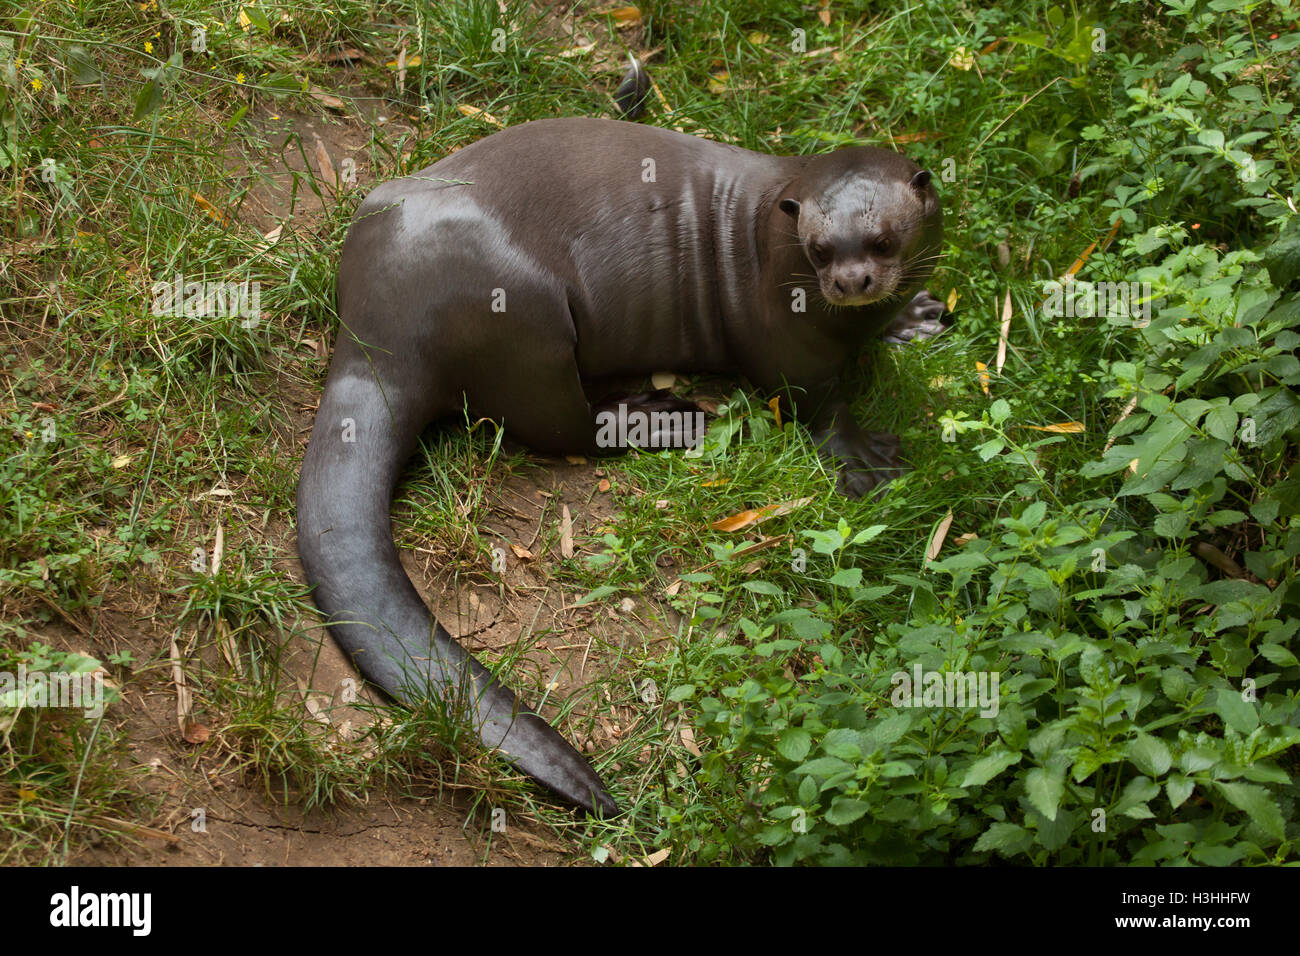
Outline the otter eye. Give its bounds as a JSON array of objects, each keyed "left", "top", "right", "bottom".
[
  {"left": 873, "top": 237, "right": 895, "bottom": 256},
  {"left": 810, "top": 241, "right": 832, "bottom": 265}
]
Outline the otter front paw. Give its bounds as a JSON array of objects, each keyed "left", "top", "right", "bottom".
[
  {"left": 881, "top": 290, "right": 954, "bottom": 344},
  {"left": 823, "top": 430, "right": 908, "bottom": 499}
]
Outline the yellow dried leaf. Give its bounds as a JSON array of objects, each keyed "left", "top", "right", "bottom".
[
  {"left": 190, "top": 191, "right": 231, "bottom": 227},
  {"left": 1025, "top": 422, "right": 1086, "bottom": 434},
  {"left": 711, "top": 497, "right": 811, "bottom": 532},
  {"left": 458, "top": 103, "right": 504, "bottom": 127}
]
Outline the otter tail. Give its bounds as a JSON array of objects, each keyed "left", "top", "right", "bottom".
[{"left": 296, "top": 341, "right": 617, "bottom": 815}]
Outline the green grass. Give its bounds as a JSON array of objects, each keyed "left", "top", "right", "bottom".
[{"left": 2, "top": 0, "right": 1297, "bottom": 864}]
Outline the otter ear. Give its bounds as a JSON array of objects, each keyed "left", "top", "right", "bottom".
[
  {"left": 909, "top": 170, "right": 932, "bottom": 191},
  {"left": 779, "top": 198, "right": 800, "bottom": 218}
]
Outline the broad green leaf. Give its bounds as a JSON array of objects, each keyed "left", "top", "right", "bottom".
[
  {"left": 1128, "top": 734, "right": 1173, "bottom": 777},
  {"left": 974, "top": 822, "right": 1033, "bottom": 855},
  {"left": 1216, "top": 781, "right": 1286, "bottom": 842},
  {"left": 1024, "top": 765, "right": 1066, "bottom": 821},
  {"left": 960, "top": 750, "right": 1022, "bottom": 788},
  {"left": 776, "top": 728, "right": 812, "bottom": 762},
  {"left": 1215, "top": 686, "right": 1259, "bottom": 734},
  {"left": 825, "top": 797, "right": 871, "bottom": 826}
]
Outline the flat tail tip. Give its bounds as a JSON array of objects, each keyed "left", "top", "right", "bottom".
[{"left": 585, "top": 788, "right": 620, "bottom": 818}]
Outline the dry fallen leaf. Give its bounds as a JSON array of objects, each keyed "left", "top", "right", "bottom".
[
  {"left": 632, "top": 847, "right": 671, "bottom": 867},
  {"left": 457, "top": 103, "right": 504, "bottom": 127},
  {"left": 1025, "top": 422, "right": 1086, "bottom": 434},
  {"left": 560, "top": 505, "right": 575, "bottom": 559},
  {"left": 565, "top": 454, "right": 588, "bottom": 465},
  {"left": 316, "top": 47, "right": 365, "bottom": 64},
  {"left": 182, "top": 721, "right": 211, "bottom": 745},
  {"left": 610, "top": 6, "right": 642, "bottom": 25},
  {"left": 1103, "top": 395, "right": 1141, "bottom": 453},
  {"left": 925, "top": 510, "right": 955, "bottom": 564},
  {"left": 313, "top": 136, "right": 337, "bottom": 194},
  {"left": 768, "top": 395, "right": 783, "bottom": 429},
  {"left": 558, "top": 41, "right": 597, "bottom": 58},
  {"left": 189, "top": 190, "right": 231, "bottom": 227},
  {"left": 679, "top": 721, "right": 702, "bottom": 756},
  {"left": 975, "top": 360, "right": 990, "bottom": 396},
  {"left": 651, "top": 371, "right": 676, "bottom": 389},
  {"left": 711, "top": 497, "right": 812, "bottom": 533},
  {"left": 891, "top": 131, "right": 944, "bottom": 144},
  {"left": 597, "top": 478, "right": 611, "bottom": 493},
  {"left": 256, "top": 224, "right": 283, "bottom": 253},
  {"left": 169, "top": 634, "right": 191, "bottom": 737},
  {"left": 996, "top": 289, "right": 1012, "bottom": 374},
  {"left": 308, "top": 86, "right": 346, "bottom": 111},
  {"left": 509, "top": 543, "right": 535, "bottom": 561},
  {"left": 949, "top": 46, "right": 975, "bottom": 70}
]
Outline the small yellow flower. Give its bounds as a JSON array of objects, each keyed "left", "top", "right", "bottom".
[
  {"left": 144, "top": 41, "right": 153, "bottom": 53},
  {"left": 25, "top": 431, "right": 34, "bottom": 439},
  {"left": 30, "top": 78, "right": 41, "bottom": 91},
  {"left": 236, "top": 72, "right": 246, "bottom": 84}
]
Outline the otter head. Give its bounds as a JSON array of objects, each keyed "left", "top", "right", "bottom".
[{"left": 779, "top": 155, "right": 941, "bottom": 309}]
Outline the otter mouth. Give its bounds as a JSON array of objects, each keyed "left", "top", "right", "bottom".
[{"left": 821, "top": 285, "right": 895, "bottom": 308}]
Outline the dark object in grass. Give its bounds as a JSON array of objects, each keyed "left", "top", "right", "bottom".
[
  {"left": 614, "top": 55, "right": 651, "bottom": 120},
  {"left": 296, "top": 118, "right": 947, "bottom": 815}
]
